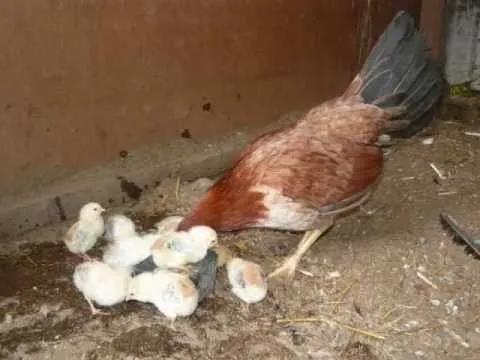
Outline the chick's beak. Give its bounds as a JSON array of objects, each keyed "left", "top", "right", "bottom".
[
  {"left": 209, "top": 239, "right": 219, "bottom": 248},
  {"left": 100, "top": 207, "right": 107, "bottom": 214}
]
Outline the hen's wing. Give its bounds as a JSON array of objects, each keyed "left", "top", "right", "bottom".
[
  {"left": 237, "top": 101, "right": 386, "bottom": 210},
  {"left": 263, "top": 136, "right": 382, "bottom": 209}
]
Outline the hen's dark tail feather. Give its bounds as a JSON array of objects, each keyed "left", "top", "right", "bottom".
[
  {"left": 345, "top": 11, "right": 444, "bottom": 137},
  {"left": 440, "top": 212, "right": 480, "bottom": 259}
]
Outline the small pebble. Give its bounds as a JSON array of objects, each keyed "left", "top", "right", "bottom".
[
  {"left": 39, "top": 304, "right": 50, "bottom": 318},
  {"left": 422, "top": 137, "right": 434, "bottom": 145},
  {"left": 445, "top": 299, "right": 459, "bottom": 316},
  {"left": 378, "top": 134, "right": 391, "bottom": 144},
  {"left": 326, "top": 271, "right": 341, "bottom": 279},
  {"left": 406, "top": 320, "right": 419, "bottom": 329},
  {"left": 430, "top": 299, "right": 441, "bottom": 307},
  {"left": 308, "top": 349, "right": 333, "bottom": 360},
  {"left": 4, "top": 313, "right": 12, "bottom": 324},
  {"left": 415, "top": 350, "right": 425, "bottom": 357}
]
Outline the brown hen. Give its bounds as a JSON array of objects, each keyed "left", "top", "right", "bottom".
[{"left": 176, "top": 11, "right": 444, "bottom": 281}]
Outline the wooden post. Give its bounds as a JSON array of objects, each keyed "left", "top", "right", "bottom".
[
  {"left": 420, "top": 0, "right": 448, "bottom": 134},
  {"left": 420, "top": 0, "right": 447, "bottom": 63}
]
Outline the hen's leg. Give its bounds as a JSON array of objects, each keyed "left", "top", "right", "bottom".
[{"left": 268, "top": 217, "right": 334, "bottom": 281}]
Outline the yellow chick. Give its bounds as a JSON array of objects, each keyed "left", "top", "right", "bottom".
[
  {"left": 64, "top": 202, "right": 106, "bottom": 260},
  {"left": 151, "top": 225, "right": 218, "bottom": 270},
  {"left": 126, "top": 269, "right": 199, "bottom": 328},
  {"left": 226, "top": 257, "right": 268, "bottom": 313},
  {"left": 103, "top": 214, "right": 160, "bottom": 270},
  {"left": 73, "top": 260, "right": 131, "bottom": 315}
]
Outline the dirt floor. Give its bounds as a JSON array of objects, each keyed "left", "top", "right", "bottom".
[{"left": 1, "top": 119, "right": 480, "bottom": 360}]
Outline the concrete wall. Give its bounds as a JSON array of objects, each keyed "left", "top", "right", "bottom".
[
  {"left": 445, "top": 0, "right": 480, "bottom": 89},
  {"left": 0, "top": 0, "right": 422, "bottom": 198}
]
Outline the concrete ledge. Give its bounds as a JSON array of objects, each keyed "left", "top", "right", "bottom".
[
  {"left": 0, "top": 111, "right": 301, "bottom": 238},
  {"left": 0, "top": 133, "right": 247, "bottom": 237}
]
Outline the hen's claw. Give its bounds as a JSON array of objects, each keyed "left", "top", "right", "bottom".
[{"left": 267, "top": 256, "right": 298, "bottom": 282}]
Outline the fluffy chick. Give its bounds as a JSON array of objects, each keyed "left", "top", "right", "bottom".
[
  {"left": 103, "top": 214, "right": 161, "bottom": 270},
  {"left": 104, "top": 213, "right": 136, "bottom": 243},
  {"left": 126, "top": 269, "right": 199, "bottom": 327},
  {"left": 226, "top": 257, "right": 268, "bottom": 313},
  {"left": 132, "top": 216, "right": 185, "bottom": 275},
  {"left": 151, "top": 225, "right": 218, "bottom": 269},
  {"left": 133, "top": 244, "right": 231, "bottom": 303},
  {"left": 64, "top": 202, "right": 105, "bottom": 260},
  {"left": 73, "top": 260, "right": 131, "bottom": 315}
]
